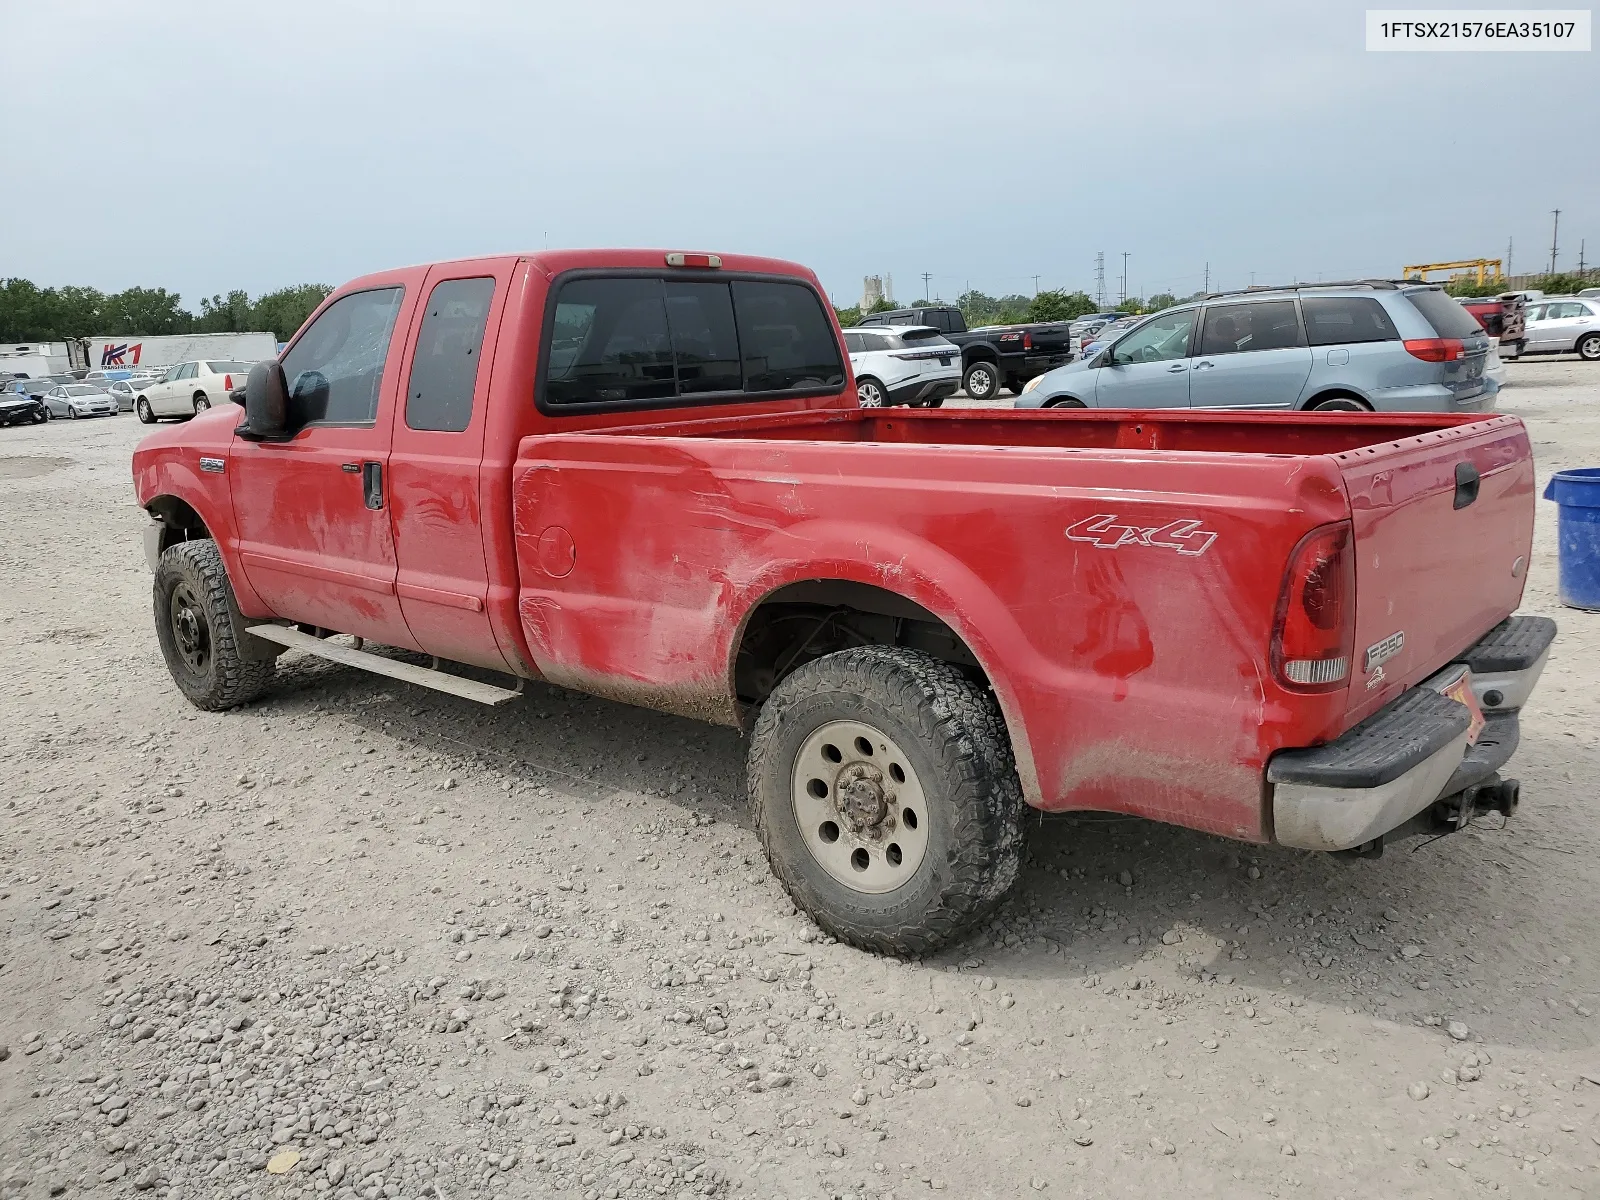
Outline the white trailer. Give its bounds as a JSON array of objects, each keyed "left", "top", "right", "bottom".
[
  {"left": 0, "top": 350, "right": 70, "bottom": 378},
  {"left": 86, "top": 332, "right": 277, "bottom": 372}
]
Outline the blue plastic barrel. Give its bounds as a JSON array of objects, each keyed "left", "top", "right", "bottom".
[{"left": 1543, "top": 467, "right": 1600, "bottom": 611}]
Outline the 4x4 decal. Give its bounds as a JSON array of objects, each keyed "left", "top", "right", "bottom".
[{"left": 1065, "top": 513, "right": 1219, "bottom": 557}]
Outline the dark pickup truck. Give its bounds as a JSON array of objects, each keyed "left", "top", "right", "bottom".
[{"left": 858, "top": 304, "right": 1073, "bottom": 400}]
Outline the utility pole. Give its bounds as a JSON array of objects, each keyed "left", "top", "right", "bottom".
[
  {"left": 1579, "top": 238, "right": 1587, "bottom": 275},
  {"left": 1120, "top": 252, "right": 1130, "bottom": 304},
  {"left": 1250, "top": 271, "right": 1256, "bottom": 287},
  {"left": 1549, "top": 209, "right": 1560, "bottom": 274},
  {"left": 1506, "top": 236, "right": 1513, "bottom": 278},
  {"left": 1203, "top": 262, "right": 1210, "bottom": 293},
  {"left": 1031, "top": 275, "right": 1041, "bottom": 296},
  {"left": 1094, "top": 253, "right": 1106, "bottom": 309},
  {"left": 920, "top": 272, "right": 932, "bottom": 302}
]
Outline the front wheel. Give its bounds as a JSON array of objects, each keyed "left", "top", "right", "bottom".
[
  {"left": 748, "top": 646, "right": 1024, "bottom": 955},
  {"left": 856, "top": 378, "right": 888, "bottom": 408},
  {"left": 1578, "top": 333, "right": 1600, "bottom": 362},
  {"left": 153, "top": 540, "right": 277, "bottom": 710},
  {"left": 962, "top": 361, "right": 1000, "bottom": 401}
]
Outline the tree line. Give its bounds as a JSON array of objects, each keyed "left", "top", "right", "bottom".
[
  {"left": 833, "top": 288, "right": 1185, "bottom": 329},
  {"left": 0, "top": 279, "right": 334, "bottom": 344}
]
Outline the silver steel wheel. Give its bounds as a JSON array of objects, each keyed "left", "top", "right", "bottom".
[
  {"left": 792, "top": 719, "right": 929, "bottom": 895},
  {"left": 857, "top": 380, "right": 886, "bottom": 407}
]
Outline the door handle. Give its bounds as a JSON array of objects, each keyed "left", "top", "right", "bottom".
[
  {"left": 1193, "top": 360, "right": 1215, "bottom": 370},
  {"left": 361, "top": 462, "right": 384, "bottom": 510},
  {"left": 1166, "top": 363, "right": 1187, "bottom": 373}
]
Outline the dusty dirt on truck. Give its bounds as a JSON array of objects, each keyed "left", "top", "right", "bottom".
[{"left": 2, "top": 358, "right": 1599, "bottom": 1199}]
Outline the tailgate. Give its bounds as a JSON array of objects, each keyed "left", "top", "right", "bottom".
[{"left": 1338, "top": 415, "right": 1535, "bottom": 725}]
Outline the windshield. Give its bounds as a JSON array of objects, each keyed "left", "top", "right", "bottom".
[
  {"left": 64, "top": 385, "right": 101, "bottom": 396},
  {"left": 207, "top": 360, "right": 254, "bottom": 373}
]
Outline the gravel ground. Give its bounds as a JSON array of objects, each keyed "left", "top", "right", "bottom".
[{"left": 2, "top": 359, "right": 1598, "bottom": 1200}]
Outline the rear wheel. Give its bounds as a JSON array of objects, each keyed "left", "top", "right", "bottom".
[
  {"left": 1309, "top": 395, "right": 1369, "bottom": 412},
  {"left": 1578, "top": 333, "right": 1600, "bottom": 362},
  {"left": 748, "top": 646, "right": 1024, "bottom": 955},
  {"left": 136, "top": 398, "right": 154, "bottom": 424},
  {"left": 856, "top": 378, "right": 888, "bottom": 408},
  {"left": 153, "top": 540, "right": 277, "bottom": 710},
  {"left": 193, "top": 393, "right": 210, "bottom": 415},
  {"left": 1005, "top": 375, "right": 1024, "bottom": 395},
  {"left": 962, "top": 361, "right": 1000, "bottom": 401}
]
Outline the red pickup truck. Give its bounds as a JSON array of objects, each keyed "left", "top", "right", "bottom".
[{"left": 133, "top": 249, "right": 1554, "bottom": 954}]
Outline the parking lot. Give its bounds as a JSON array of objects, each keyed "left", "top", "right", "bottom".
[{"left": 1, "top": 359, "right": 1598, "bottom": 1199}]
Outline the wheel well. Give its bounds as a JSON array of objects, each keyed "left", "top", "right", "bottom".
[
  {"left": 1044, "top": 396, "right": 1086, "bottom": 408},
  {"left": 963, "top": 351, "right": 998, "bottom": 367},
  {"left": 734, "top": 580, "right": 986, "bottom": 711},
  {"left": 146, "top": 496, "right": 212, "bottom": 557},
  {"left": 1302, "top": 389, "right": 1372, "bottom": 411}
]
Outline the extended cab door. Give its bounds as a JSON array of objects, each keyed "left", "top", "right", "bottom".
[
  {"left": 384, "top": 261, "right": 515, "bottom": 672},
  {"left": 227, "top": 273, "right": 426, "bottom": 650},
  {"left": 1187, "top": 299, "right": 1312, "bottom": 409},
  {"left": 1092, "top": 308, "right": 1196, "bottom": 408}
]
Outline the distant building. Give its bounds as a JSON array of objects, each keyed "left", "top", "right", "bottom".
[{"left": 860, "top": 273, "right": 895, "bottom": 311}]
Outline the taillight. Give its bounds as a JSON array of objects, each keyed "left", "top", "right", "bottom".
[
  {"left": 665, "top": 252, "right": 722, "bottom": 268},
  {"left": 223, "top": 375, "right": 233, "bottom": 390},
  {"left": 1023, "top": 331, "right": 1033, "bottom": 350},
  {"left": 1403, "top": 338, "right": 1465, "bottom": 362},
  {"left": 1272, "top": 522, "right": 1355, "bottom": 692}
]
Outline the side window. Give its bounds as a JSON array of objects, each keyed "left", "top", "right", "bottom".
[
  {"left": 1526, "top": 304, "right": 1546, "bottom": 321},
  {"left": 1111, "top": 310, "right": 1196, "bottom": 365},
  {"left": 280, "top": 287, "right": 406, "bottom": 424},
  {"left": 731, "top": 280, "right": 845, "bottom": 392},
  {"left": 1199, "top": 301, "right": 1303, "bottom": 356},
  {"left": 664, "top": 281, "right": 741, "bottom": 394},
  {"left": 1549, "top": 302, "right": 1583, "bottom": 319},
  {"left": 405, "top": 276, "right": 496, "bottom": 432},
  {"left": 1302, "top": 297, "right": 1399, "bottom": 346},
  {"left": 842, "top": 330, "right": 865, "bottom": 354}
]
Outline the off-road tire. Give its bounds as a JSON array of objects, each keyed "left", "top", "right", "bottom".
[
  {"left": 962, "top": 360, "right": 999, "bottom": 401},
  {"left": 153, "top": 540, "right": 276, "bottom": 710},
  {"left": 748, "top": 646, "right": 1024, "bottom": 955}
]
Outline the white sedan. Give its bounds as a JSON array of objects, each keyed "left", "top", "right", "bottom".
[
  {"left": 134, "top": 360, "right": 255, "bottom": 422},
  {"left": 43, "top": 383, "right": 118, "bottom": 419}
]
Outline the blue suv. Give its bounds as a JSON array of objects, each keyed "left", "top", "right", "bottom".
[{"left": 1016, "top": 281, "right": 1497, "bottom": 413}]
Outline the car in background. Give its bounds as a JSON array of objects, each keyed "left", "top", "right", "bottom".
[
  {"left": 1077, "top": 315, "right": 1138, "bottom": 359},
  {"left": 0, "top": 389, "right": 48, "bottom": 426},
  {"left": 8, "top": 377, "right": 54, "bottom": 401},
  {"left": 841, "top": 325, "right": 962, "bottom": 407},
  {"left": 85, "top": 369, "right": 134, "bottom": 386},
  {"left": 1067, "top": 312, "right": 1124, "bottom": 355},
  {"left": 106, "top": 379, "right": 140, "bottom": 411},
  {"left": 133, "top": 359, "right": 255, "bottom": 422},
  {"left": 42, "top": 383, "right": 117, "bottom": 419},
  {"left": 1520, "top": 297, "right": 1600, "bottom": 361},
  {"left": 856, "top": 305, "right": 1072, "bottom": 399},
  {"left": 1578, "top": 286, "right": 1600, "bottom": 299},
  {"left": 1457, "top": 294, "right": 1526, "bottom": 357},
  {"left": 1017, "top": 280, "right": 1498, "bottom": 413}
]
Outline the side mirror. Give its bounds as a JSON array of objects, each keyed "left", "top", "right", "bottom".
[
  {"left": 1092, "top": 350, "right": 1113, "bottom": 368},
  {"left": 238, "top": 360, "right": 290, "bottom": 441}
]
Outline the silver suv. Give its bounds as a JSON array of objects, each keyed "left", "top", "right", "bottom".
[{"left": 1016, "top": 281, "right": 1498, "bottom": 413}]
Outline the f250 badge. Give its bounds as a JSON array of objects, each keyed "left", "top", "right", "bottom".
[
  {"left": 1363, "top": 630, "right": 1405, "bottom": 689},
  {"left": 1065, "top": 513, "right": 1218, "bottom": 557}
]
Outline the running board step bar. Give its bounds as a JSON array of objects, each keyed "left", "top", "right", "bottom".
[{"left": 246, "top": 625, "right": 523, "bottom": 706}]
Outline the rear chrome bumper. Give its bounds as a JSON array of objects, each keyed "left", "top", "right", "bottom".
[{"left": 1268, "top": 616, "right": 1555, "bottom": 852}]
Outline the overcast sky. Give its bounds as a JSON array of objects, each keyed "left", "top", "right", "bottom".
[{"left": 4, "top": 0, "right": 1596, "bottom": 308}]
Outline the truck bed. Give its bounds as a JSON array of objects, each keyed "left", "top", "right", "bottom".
[
  {"left": 589, "top": 404, "right": 1510, "bottom": 455},
  {"left": 511, "top": 405, "right": 1532, "bottom": 840}
]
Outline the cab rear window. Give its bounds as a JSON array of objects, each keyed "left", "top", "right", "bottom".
[{"left": 543, "top": 275, "right": 844, "bottom": 408}]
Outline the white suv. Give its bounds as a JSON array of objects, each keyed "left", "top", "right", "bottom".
[{"left": 842, "top": 325, "right": 962, "bottom": 407}]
